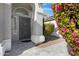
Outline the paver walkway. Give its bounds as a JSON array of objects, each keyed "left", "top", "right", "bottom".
[{"left": 5, "top": 37, "right": 70, "bottom": 56}]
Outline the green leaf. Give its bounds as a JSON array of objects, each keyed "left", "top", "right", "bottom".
[{"left": 77, "top": 20, "right": 79, "bottom": 25}]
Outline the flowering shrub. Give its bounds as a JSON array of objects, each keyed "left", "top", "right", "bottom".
[
  {"left": 52, "top": 3, "right": 79, "bottom": 55},
  {"left": 44, "top": 23, "right": 54, "bottom": 36}
]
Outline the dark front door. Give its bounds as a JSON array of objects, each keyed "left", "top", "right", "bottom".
[{"left": 19, "top": 16, "right": 31, "bottom": 41}]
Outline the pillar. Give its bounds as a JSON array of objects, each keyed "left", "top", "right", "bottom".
[{"left": 31, "top": 3, "right": 45, "bottom": 44}]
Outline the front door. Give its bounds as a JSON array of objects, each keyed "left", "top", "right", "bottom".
[{"left": 19, "top": 16, "right": 31, "bottom": 41}]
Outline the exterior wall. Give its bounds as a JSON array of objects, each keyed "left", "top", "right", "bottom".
[
  {"left": 0, "top": 3, "right": 45, "bottom": 55},
  {"left": 31, "top": 3, "right": 45, "bottom": 44},
  {"left": 32, "top": 3, "right": 43, "bottom": 35},
  {"left": 0, "top": 4, "right": 5, "bottom": 55},
  {"left": 30, "top": 4, "right": 35, "bottom": 36},
  {"left": 11, "top": 3, "right": 45, "bottom": 44},
  {"left": 35, "top": 12, "right": 43, "bottom": 35},
  {"left": 0, "top": 4, "right": 11, "bottom": 55},
  {"left": 3, "top": 4, "right": 11, "bottom": 51},
  {"left": 0, "top": 4, "right": 5, "bottom": 42}
]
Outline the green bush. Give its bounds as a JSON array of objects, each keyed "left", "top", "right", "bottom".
[{"left": 44, "top": 23, "right": 54, "bottom": 36}]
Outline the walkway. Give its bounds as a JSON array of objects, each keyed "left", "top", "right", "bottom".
[{"left": 5, "top": 36, "right": 70, "bottom": 56}]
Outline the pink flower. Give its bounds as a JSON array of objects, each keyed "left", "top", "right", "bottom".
[
  {"left": 55, "top": 4, "right": 61, "bottom": 12},
  {"left": 71, "top": 32, "right": 77, "bottom": 36},
  {"left": 62, "top": 27, "right": 67, "bottom": 32},
  {"left": 56, "top": 22, "right": 58, "bottom": 26},
  {"left": 73, "top": 46, "right": 79, "bottom": 50},
  {"left": 70, "top": 18, "right": 74, "bottom": 22},
  {"left": 72, "top": 37, "right": 79, "bottom": 44}
]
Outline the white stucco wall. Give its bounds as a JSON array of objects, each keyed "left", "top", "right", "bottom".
[
  {"left": 0, "top": 4, "right": 5, "bottom": 55},
  {"left": 2, "top": 4, "right": 11, "bottom": 53},
  {"left": 0, "top": 4, "right": 5, "bottom": 42},
  {"left": 0, "top": 4, "right": 11, "bottom": 55},
  {"left": 33, "top": 12, "right": 43, "bottom": 35},
  {"left": 31, "top": 3, "right": 45, "bottom": 44},
  {"left": 32, "top": 3, "right": 44, "bottom": 35},
  {"left": 4, "top": 4, "right": 11, "bottom": 41},
  {"left": 0, "top": 3, "right": 45, "bottom": 55}
]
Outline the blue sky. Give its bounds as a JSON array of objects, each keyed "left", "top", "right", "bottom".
[{"left": 42, "top": 3, "right": 53, "bottom": 16}]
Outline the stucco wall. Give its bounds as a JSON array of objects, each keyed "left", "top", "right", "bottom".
[
  {"left": 0, "top": 4, "right": 11, "bottom": 42},
  {"left": 0, "top": 4, "right": 5, "bottom": 42},
  {"left": 32, "top": 12, "right": 43, "bottom": 35},
  {"left": 32, "top": 4, "right": 44, "bottom": 35},
  {"left": 0, "top": 4, "right": 11, "bottom": 55},
  {"left": 4, "top": 4, "right": 11, "bottom": 41}
]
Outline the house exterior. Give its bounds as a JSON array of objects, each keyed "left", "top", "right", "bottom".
[{"left": 0, "top": 3, "right": 46, "bottom": 55}]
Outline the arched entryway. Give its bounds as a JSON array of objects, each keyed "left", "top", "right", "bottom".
[
  {"left": 0, "top": 3, "right": 45, "bottom": 56},
  {"left": 4, "top": 3, "right": 36, "bottom": 56},
  {"left": 12, "top": 4, "right": 33, "bottom": 42}
]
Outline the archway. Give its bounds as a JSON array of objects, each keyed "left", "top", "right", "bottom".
[
  {"left": 0, "top": 3, "right": 45, "bottom": 56},
  {"left": 12, "top": 4, "right": 33, "bottom": 42},
  {"left": 4, "top": 4, "right": 35, "bottom": 56}
]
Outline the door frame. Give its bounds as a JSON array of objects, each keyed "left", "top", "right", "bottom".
[{"left": 12, "top": 13, "right": 31, "bottom": 41}]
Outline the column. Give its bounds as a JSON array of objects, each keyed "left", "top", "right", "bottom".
[{"left": 31, "top": 3, "right": 45, "bottom": 44}]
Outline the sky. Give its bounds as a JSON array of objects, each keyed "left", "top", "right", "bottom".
[{"left": 42, "top": 3, "right": 54, "bottom": 16}]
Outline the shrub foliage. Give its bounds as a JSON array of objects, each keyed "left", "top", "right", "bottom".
[
  {"left": 52, "top": 3, "right": 79, "bottom": 55},
  {"left": 44, "top": 23, "right": 54, "bottom": 36}
]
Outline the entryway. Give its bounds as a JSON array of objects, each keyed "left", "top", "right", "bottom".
[
  {"left": 12, "top": 4, "right": 32, "bottom": 42},
  {"left": 4, "top": 3, "right": 36, "bottom": 55},
  {"left": 0, "top": 3, "right": 45, "bottom": 56},
  {"left": 12, "top": 14, "right": 31, "bottom": 42},
  {"left": 4, "top": 4, "right": 35, "bottom": 56},
  {"left": 18, "top": 14, "right": 31, "bottom": 42},
  {"left": 11, "top": 3, "right": 33, "bottom": 51}
]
